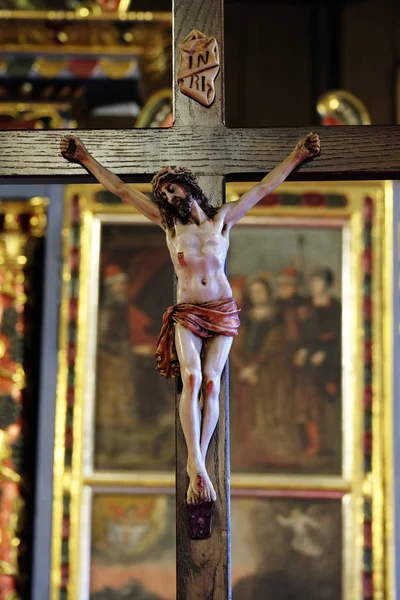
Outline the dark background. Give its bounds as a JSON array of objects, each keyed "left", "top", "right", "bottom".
[{"left": 143, "top": 0, "right": 400, "bottom": 126}]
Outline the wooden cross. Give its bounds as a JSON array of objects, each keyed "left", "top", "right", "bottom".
[{"left": 0, "top": 1, "right": 398, "bottom": 599}]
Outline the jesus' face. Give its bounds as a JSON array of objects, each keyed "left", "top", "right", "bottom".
[{"left": 160, "top": 181, "right": 193, "bottom": 219}]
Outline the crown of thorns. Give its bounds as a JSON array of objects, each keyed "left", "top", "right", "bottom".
[{"left": 151, "top": 166, "right": 199, "bottom": 199}]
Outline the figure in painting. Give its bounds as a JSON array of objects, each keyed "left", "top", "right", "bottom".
[
  {"left": 274, "top": 265, "right": 325, "bottom": 458},
  {"left": 230, "top": 275, "right": 300, "bottom": 465},
  {"left": 294, "top": 268, "right": 341, "bottom": 458},
  {"left": 96, "top": 264, "right": 136, "bottom": 460},
  {"left": 230, "top": 254, "right": 342, "bottom": 472},
  {"left": 230, "top": 276, "right": 277, "bottom": 444},
  {"left": 232, "top": 499, "right": 341, "bottom": 600},
  {"left": 60, "top": 132, "right": 320, "bottom": 507},
  {"left": 277, "top": 508, "right": 324, "bottom": 558},
  {"left": 275, "top": 266, "right": 312, "bottom": 458},
  {"left": 91, "top": 495, "right": 175, "bottom": 599}
]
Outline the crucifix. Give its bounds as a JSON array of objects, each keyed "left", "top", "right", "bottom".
[
  {"left": 2, "top": 1, "right": 396, "bottom": 599},
  {"left": 59, "top": 8, "right": 319, "bottom": 600}
]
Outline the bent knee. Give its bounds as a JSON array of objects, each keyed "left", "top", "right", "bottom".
[
  {"left": 181, "top": 369, "right": 202, "bottom": 393},
  {"left": 203, "top": 373, "right": 221, "bottom": 396}
]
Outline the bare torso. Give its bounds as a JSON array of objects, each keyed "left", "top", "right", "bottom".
[
  {"left": 59, "top": 131, "right": 321, "bottom": 509},
  {"left": 166, "top": 210, "right": 231, "bottom": 304}
]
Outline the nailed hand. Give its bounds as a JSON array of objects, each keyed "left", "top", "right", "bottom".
[
  {"left": 60, "top": 135, "right": 88, "bottom": 162},
  {"left": 295, "top": 132, "right": 321, "bottom": 160}
]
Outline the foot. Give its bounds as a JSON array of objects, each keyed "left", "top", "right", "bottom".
[
  {"left": 186, "top": 460, "right": 216, "bottom": 504},
  {"left": 187, "top": 483, "right": 201, "bottom": 505}
]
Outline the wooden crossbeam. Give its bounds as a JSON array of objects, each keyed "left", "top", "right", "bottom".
[{"left": 1, "top": 127, "right": 400, "bottom": 178}]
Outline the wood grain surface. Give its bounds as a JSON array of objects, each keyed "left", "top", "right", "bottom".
[
  {"left": 1, "top": 126, "right": 400, "bottom": 178},
  {"left": 173, "top": 0, "right": 224, "bottom": 126}
]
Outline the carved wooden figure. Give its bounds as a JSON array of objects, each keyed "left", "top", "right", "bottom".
[{"left": 60, "top": 132, "right": 320, "bottom": 518}]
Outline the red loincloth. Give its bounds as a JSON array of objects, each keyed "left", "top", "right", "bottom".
[{"left": 156, "top": 298, "right": 241, "bottom": 378}]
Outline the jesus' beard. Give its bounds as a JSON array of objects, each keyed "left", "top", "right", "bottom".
[{"left": 172, "top": 196, "right": 194, "bottom": 221}]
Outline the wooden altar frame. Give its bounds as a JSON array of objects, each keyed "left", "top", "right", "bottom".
[{"left": 45, "top": 179, "right": 391, "bottom": 600}]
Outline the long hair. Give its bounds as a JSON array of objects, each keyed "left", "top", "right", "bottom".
[
  {"left": 311, "top": 267, "right": 334, "bottom": 289},
  {"left": 243, "top": 275, "right": 274, "bottom": 311},
  {"left": 151, "top": 166, "right": 217, "bottom": 230}
]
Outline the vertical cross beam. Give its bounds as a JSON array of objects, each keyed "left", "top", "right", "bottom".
[
  {"left": 173, "top": 1, "right": 230, "bottom": 598},
  {"left": 173, "top": 0, "right": 224, "bottom": 128},
  {"left": 175, "top": 177, "right": 230, "bottom": 600}
]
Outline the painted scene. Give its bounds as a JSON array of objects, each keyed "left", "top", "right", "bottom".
[
  {"left": 94, "top": 220, "right": 343, "bottom": 475},
  {"left": 90, "top": 493, "right": 176, "bottom": 600},
  {"left": 94, "top": 223, "right": 175, "bottom": 472},
  {"left": 89, "top": 494, "right": 342, "bottom": 600},
  {"left": 228, "top": 225, "right": 343, "bottom": 475},
  {"left": 231, "top": 496, "right": 343, "bottom": 600}
]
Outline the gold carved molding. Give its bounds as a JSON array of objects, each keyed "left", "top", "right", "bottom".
[
  {"left": 0, "top": 10, "right": 171, "bottom": 61},
  {"left": 0, "top": 197, "right": 47, "bottom": 600}
]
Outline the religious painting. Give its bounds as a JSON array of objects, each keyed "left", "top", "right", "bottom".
[
  {"left": 231, "top": 495, "right": 345, "bottom": 600},
  {"left": 92, "top": 219, "right": 175, "bottom": 472},
  {"left": 88, "top": 492, "right": 175, "bottom": 600},
  {"left": 53, "top": 181, "right": 385, "bottom": 600},
  {"left": 228, "top": 223, "right": 343, "bottom": 476},
  {"left": 84, "top": 491, "right": 348, "bottom": 600}
]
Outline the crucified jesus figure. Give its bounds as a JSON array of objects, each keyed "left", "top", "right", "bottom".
[{"left": 60, "top": 132, "right": 320, "bottom": 507}]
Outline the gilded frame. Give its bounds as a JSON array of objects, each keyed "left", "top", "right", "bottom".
[
  {"left": 79, "top": 487, "right": 354, "bottom": 600},
  {"left": 0, "top": 8, "right": 171, "bottom": 57},
  {"left": 228, "top": 212, "right": 351, "bottom": 486},
  {"left": 226, "top": 180, "right": 389, "bottom": 600},
  {"left": 80, "top": 485, "right": 175, "bottom": 599},
  {"left": 0, "top": 5, "right": 170, "bottom": 21},
  {"left": 0, "top": 196, "right": 48, "bottom": 599},
  {"left": 52, "top": 180, "right": 389, "bottom": 600},
  {"left": 81, "top": 211, "right": 175, "bottom": 485}
]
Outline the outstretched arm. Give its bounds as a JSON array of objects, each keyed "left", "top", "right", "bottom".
[
  {"left": 277, "top": 515, "right": 292, "bottom": 527},
  {"left": 222, "top": 133, "right": 320, "bottom": 227},
  {"left": 303, "top": 514, "right": 321, "bottom": 529},
  {"left": 60, "top": 135, "right": 162, "bottom": 227}
]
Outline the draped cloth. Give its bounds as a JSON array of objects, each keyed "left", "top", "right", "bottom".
[{"left": 156, "top": 298, "right": 241, "bottom": 379}]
